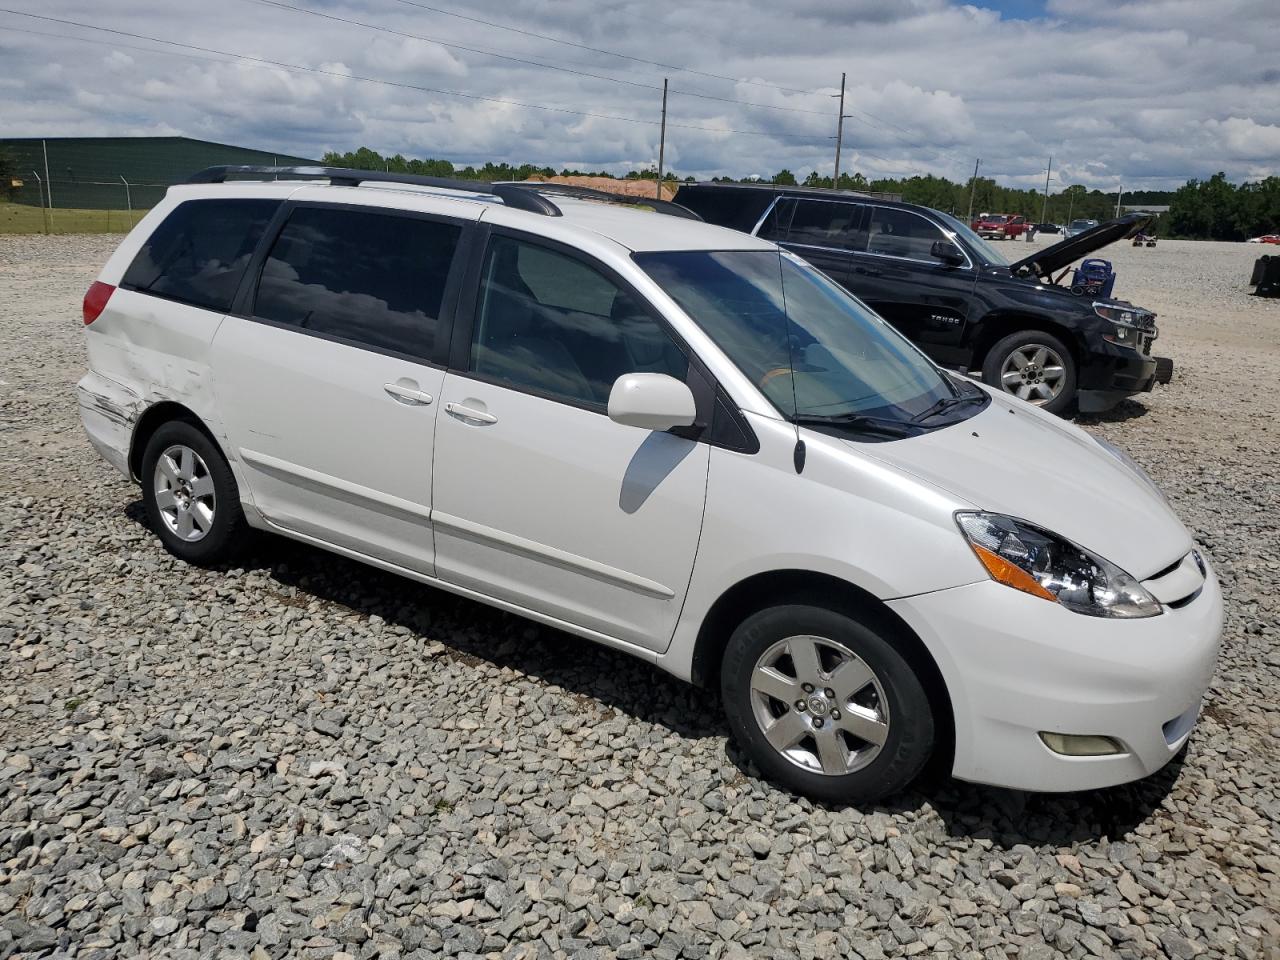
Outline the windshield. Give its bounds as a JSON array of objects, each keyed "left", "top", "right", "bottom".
[
  {"left": 635, "top": 249, "right": 982, "bottom": 430},
  {"left": 935, "top": 211, "right": 1010, "bottom": 266},
  {"left": 981, "top": 215, "right": 1006, "bottom": 223},
  {"left": 1070, "top": 220, "right": 1096, "bottom": 230}
]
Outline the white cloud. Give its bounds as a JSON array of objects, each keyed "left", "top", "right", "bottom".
[{"left": 0, "top": 0, "right": 1276, "bottom": 188}]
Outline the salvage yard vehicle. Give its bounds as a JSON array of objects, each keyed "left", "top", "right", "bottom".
[
  {"left": 1066, "top": 218, "right": 1100, "bottom": 238},
  {"left": 676, "top": 184, "right": 1172, "bottom": 414},
  {"left": 970, "top": 213, "right": 1026, "bottom": 240},
  {"left": 77, "top": 166, "right": 1220, "bottom": 803}
]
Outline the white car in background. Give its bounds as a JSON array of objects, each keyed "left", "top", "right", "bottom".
[
  {"left": 76, "top": 166, "right": 1221, "bottom": 803},
  {"left": 1065, "top": 218, "right": 1101, "bottom": 238}
]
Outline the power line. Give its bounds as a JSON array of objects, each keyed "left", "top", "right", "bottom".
[
  {"left": 0, "top": 9, "right": 830, "bottom": 142},
  {"left": 385, "top": 0, "right": 823, "bottom": 98},
  {"left": 247, "top": 0, "right": 835, "bottom": 119},
  {"left": 364, "top": 0, "right": 971, "bottom": 166},
  {"left": 248, "top": 0, "right": 662, "bottom": 94}
]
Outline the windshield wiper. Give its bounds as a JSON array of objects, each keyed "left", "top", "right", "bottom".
[
  {"left": 791, "top": 412, "right": 916, "bottom": 437},
  {"left": 911, "top": 390, "right": 985, "bottom": 423}
]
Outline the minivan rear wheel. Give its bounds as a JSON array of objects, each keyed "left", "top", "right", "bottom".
[
  {"left": 983, "top": 330, "right": 1076, "bottom": 414},
  {"left": 720, "top": 604, "right": 934, "bottom": 804},
  {"left": 141, "top": 421, "right": 250, "bottom": 566}
]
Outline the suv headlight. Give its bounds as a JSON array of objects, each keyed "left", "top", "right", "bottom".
[
  {"left": 1093, "top": 302, "right": 1155, "bottom": 345},
  {"left": 1094, "top": 436, "right": 1167, "bottom": 502},
  {"left": 956, "top": 512, "right": 1161, "bottom": 618}
]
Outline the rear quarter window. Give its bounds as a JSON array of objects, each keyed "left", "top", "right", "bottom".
[
  {"left": 252, "top": 205, "right": 462, "bottom": 362},
  {"left": 121, "top": 198, "right": 281, "bottom": 312}
]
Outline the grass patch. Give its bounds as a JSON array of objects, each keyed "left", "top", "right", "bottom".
[{"left": 0, "top": 203, "right": 147, "bottom": 235}]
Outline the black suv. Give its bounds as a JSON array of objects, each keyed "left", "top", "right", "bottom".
[{"left": 676, "top": 184, "right": 1172, "bottom": 414}]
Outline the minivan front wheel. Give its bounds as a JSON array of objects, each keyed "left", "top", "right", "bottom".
[
  {"left": 983, "top": 330, "right": 1076, "bottom": 414},
  {"left": 721, "top": 604, "right": 934, "bottom": 804},
  {"left": 141, "top": 421, "right": 250, "bottom": 566}
]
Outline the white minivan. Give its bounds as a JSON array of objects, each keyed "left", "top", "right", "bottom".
[{"left": 77, "top": 167, "right": 1221, "bottom": 802}]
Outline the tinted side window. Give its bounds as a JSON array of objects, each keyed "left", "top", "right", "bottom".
[
  {"left": 866, "top": 207, "right": 948, "bottom": 260},
  {"left": 783, "top": 200, "right": 865, "bottom": 250},
  {"left": 471, "top": 236, "right": 687, "bottom": 409},
  {"left": 122, "top": 198, "right": 280, "bottom": 312},
  {"left": 254, "top": 206, "right": 461, "bottom": 361},
  {"left": 756, "top": 199, "right": 795, "bottom": 242}
]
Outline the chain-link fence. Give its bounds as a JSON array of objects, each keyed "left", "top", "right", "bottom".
[{"left": 1, "top": 137, "right": 315, "bottom": 234}]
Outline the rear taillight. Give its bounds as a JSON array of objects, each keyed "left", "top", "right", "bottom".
[{"left": 83, "top": 281, "right": 115, "bottom": 325}]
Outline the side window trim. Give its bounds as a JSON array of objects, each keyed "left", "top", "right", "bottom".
[
  {"left": 857, "top": 205, "right": 974, "bottom": 270},
  {"left": 231, "top": 199, "right": 474, "bottom": 369}
]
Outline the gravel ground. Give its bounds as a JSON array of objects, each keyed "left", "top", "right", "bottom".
[{"left": 1, "top": 233, "right": 1278, "bottom": 960}]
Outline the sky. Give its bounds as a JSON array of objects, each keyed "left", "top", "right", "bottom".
[{"left": 1, "top": 0, "right": 1277, "bottom": 192}]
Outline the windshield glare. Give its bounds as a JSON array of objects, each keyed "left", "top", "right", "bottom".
[
  {"left": 635, "top": 249, "right": 957, "bottom": 423},
  {"left": 935, "top": 211, "right": 1010, "bottom": 266}
]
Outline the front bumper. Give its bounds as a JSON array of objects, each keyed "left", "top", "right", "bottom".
[
  {"left": 887, "top": 565, "right": 1222, "bottom": 792},
  {"left": 1077, "top": 337, "right": 1169, "bottom": 412}
]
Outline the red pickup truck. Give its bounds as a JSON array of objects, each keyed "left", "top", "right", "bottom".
[{"left": 970, "top": 213, "right": 1028, "bottom": 240}]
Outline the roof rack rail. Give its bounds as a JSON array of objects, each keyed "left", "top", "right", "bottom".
[
  {"left": 185, "top": 165, "right": 562, "bottom": 216},
  {"left": 505, "top": 181, "right": 703, "bottom": 221},
  {"left": 185, "top": 166, "right": 706, "bottom": 222}
]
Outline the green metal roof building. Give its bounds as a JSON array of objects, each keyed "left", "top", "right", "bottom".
[{"left": 1, "top": 136, "right": 316, "bottom": 211}]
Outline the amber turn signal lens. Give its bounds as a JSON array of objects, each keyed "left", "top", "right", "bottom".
[{"left": 971, "top": 543, "right": 1056, "bottom": 602}]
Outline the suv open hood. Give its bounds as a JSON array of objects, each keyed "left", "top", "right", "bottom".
[{"left": 1009, "top": 212, "right": 1152, "bottom": 279}]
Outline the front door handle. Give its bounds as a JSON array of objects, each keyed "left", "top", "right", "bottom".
[
  {"left": 445, "top": 401, "right": 498, "bottom": 425},
  {"left": 383, "top": 382, "right": 433, "bottom": 405},
  {"left": 854, "top": 266, "right": 882, "bottom": 277}
]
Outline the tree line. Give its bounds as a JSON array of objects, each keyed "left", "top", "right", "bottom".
[{"left": 309, "top": 148, "right": 1269, "bottom": 241}]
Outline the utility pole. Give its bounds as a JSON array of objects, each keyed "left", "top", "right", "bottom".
[
  {"left": 1041, "top": 155, "right": 1052, "bottom": 224},
  {"left": 832, "top": 72, "right": 847, "bottom": 188},
  {"left": 120, "top": 176, "right": 133, "bottom": 229},
  {"left": 1067, "top": 185, "right": 1077, "bottom": 224},
  {"left": 966, "top": 158, "right": 981, "bottom": 222},
  {"left": 1115, "top": 185, "right": 1124, "bottom": 218},
  {"left": 32, "top": 170, "right": 49, "bottom": 235},
  {"left": 656, "top": 77, "right": 668, "bottom": 200},
  {"left": 42, "top": 139, "right": 53, "bottom": 210}
]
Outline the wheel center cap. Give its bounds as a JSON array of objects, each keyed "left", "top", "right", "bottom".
[{"left": 807, "top": 695, "right": 828, "bottom": 715}]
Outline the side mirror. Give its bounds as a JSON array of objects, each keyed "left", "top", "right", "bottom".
[
  {"left": 608, "top": 373, "right": 697, "bottom": 431},
  {"left": 931, "top": 240, "right": 965, "bottom": 266}
]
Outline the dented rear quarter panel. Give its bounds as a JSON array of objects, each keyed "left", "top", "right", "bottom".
[{"left": 77, "top": 191, "right": 252, "bottom": 488}]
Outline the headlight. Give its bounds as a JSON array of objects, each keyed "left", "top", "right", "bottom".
[
  {"left": 956, "top": 512, "right": 1162, "bottom": 618},
  {"left": 1093, "top": 302, "right": 1142, "bottom": 327},
  {"left": 1093, "top": 302, "right": 1155, "bottom": 344},
  {"left": 1094, "top": 436, "right": 1167, "bottom": 502}
]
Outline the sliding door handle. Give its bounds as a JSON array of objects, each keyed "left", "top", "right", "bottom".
[
  {"left": 445, "top": 402, "right": 498, "bottom": 425},
  {"left": 383, "top": 382, "right": 433, "bottom": 405}
]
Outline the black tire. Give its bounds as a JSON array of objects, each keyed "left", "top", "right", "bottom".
[
  {"left": 720, "top": 603, "right": 935, "bottom": 804},
  {"left": 981, "top": 329, "right": 1077, "bottom": 415},
  {"left": 141, "top": 420, "right": 251, "bottom": 566}
]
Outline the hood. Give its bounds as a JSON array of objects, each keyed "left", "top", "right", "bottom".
[
  {"left": 1009, "top": 212, "right": 1152, "bottom": 279},
  {"left": 849, "top": 391, "right": 1191, "bottom": 579}
]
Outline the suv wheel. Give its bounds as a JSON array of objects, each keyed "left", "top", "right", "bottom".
[
  {"left": 983, "top": 330, "right": 1076, "bottom": 414},
  {"left": 720, "top": 603, "right": 934, "bottom": 804},
  {"left": 141, "top": 421, "right": 250, "bottom": 566}
]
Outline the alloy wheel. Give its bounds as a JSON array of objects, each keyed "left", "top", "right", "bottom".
[
  {"left": 749, "top": 634, "right": 890, "bottom": 776},
  {"left": 153, "top": 444, "right": 216, "bottom": 542},
  {"left": 1000, "top": 343, "right": 1067, "bottom": 404}
]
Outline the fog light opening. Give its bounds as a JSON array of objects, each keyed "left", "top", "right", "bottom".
[{"left": 1039, "top": 732, "right": 1124, "bottom": 757}]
